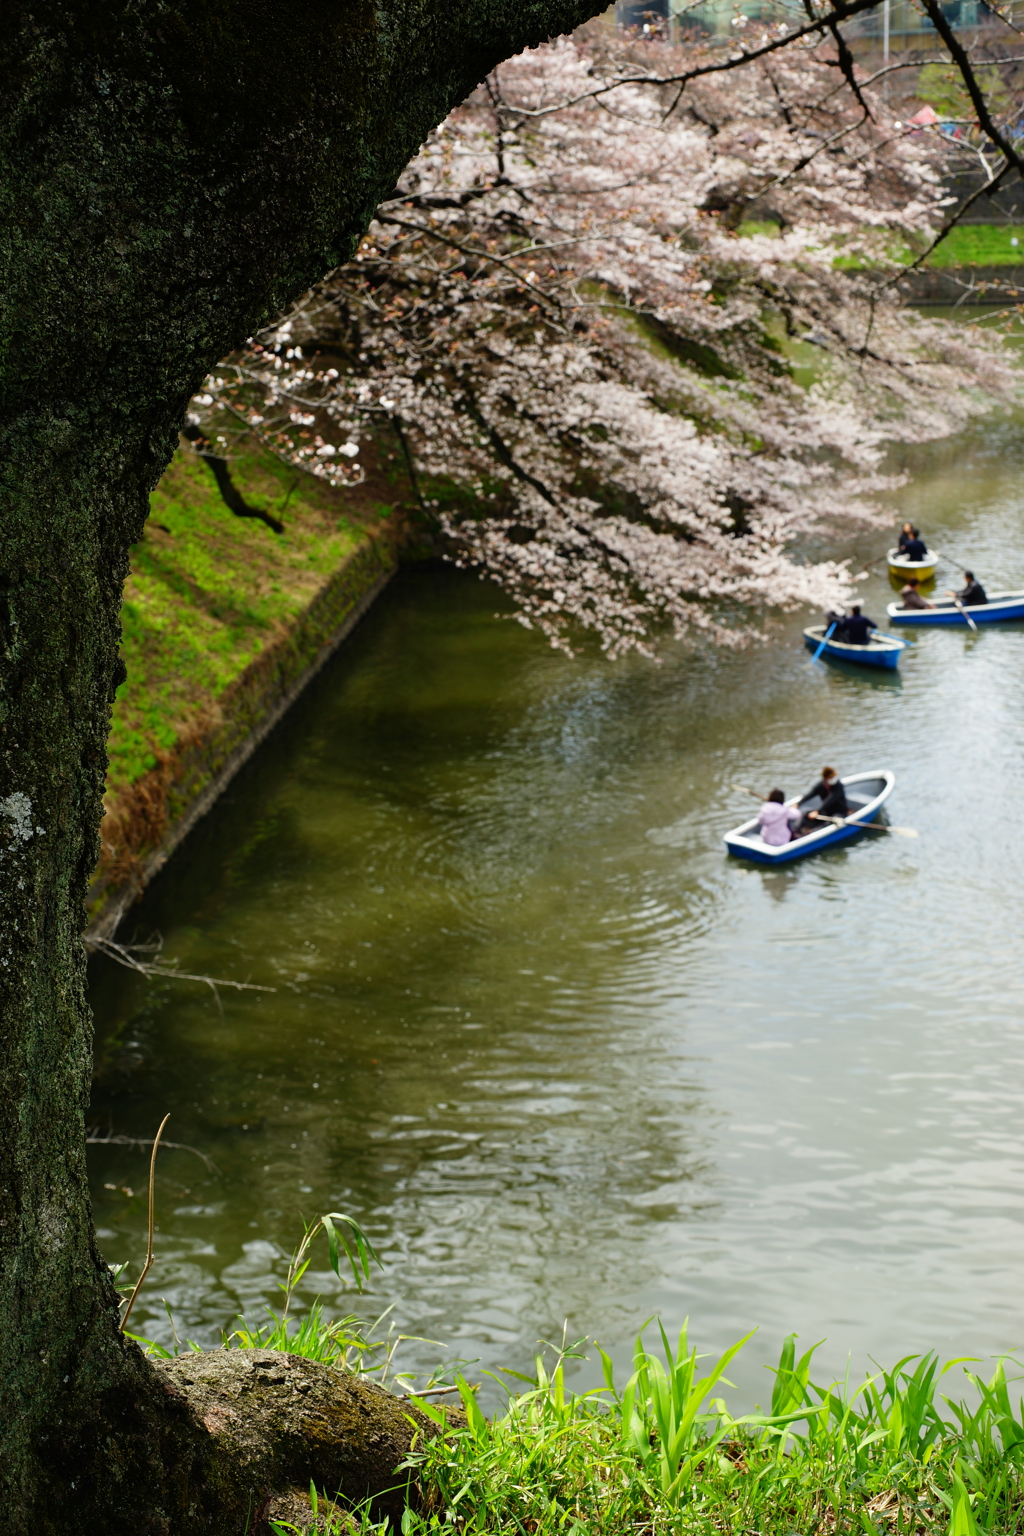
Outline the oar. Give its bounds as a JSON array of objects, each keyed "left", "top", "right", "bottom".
[
  {"left": 808, "top": 621, "right": 837, "bottom": 666},
  {"left": 928, "top": 550, "right": 981, "bottom": 632},
  {"left": 950, "top": 595, "right": 979, "bottom": 633},
  {"left": 931, "top": 560, "right": 980, "bottom": 628},
  {"left": 731, "top": 783, "right": 767, "bottom": 801},
  {"left": 856, "top": 552, "right": 890, "bottom": 575},
  {"left": 866, "top": 631, "right": 911, "bottom": 645},
  {"left": 808, "top": 811, "right": 919, "bottom": 838}
]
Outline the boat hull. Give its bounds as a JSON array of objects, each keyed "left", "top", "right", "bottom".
[
  {"left": 887, "top": 590, "right": 1024, "bottom": 626},
  {"left": 887, "top": 547, "right": 937, "bottom": 582},
  {"left": 803, "top": 626, "right": 903, "bottom": 669},
  {"left": 723, "top": 771, "right": 895, "bottom": 865}
]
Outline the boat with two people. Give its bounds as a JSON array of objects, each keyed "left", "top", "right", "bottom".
[
  {"left": 887, "top": 523, "right": 937, "bottom": 584},
  {"left": 803, "top": 623, "right": 905, "bottom": 669},
  {"left": 723, "top": 770, "right": 898, "bottom": 864},
  {"left": 888, "top": 568, "right": 1024, "bottom": 626},
  {"left": 804, "top": 603, "right": 906, "bottom": 669}
]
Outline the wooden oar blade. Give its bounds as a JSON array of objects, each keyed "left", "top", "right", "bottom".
[
  {"left": 730, "top": 783, "right": 763, "bottom": 800},
  {"left": 850, "top": 819, "right": 918, "bottom": 838},
  {"left": 950, "top": 595, "right": 979, "bottom": 633}
]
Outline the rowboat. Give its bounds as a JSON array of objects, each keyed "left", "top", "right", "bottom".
[
  {"left": 887, "top": 546, "right": 937, "bottom": 582},
  {"left": 887, "top": 589, "right": 1024, "bottom": 626},
  {"left": 803, "top": 625, "right": 905, "bottom": 670},
  {"left": 723, "top": 770, "right": 896, "bottom": 865}
]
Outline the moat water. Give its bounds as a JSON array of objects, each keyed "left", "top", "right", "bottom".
[{"left": 89, "top": 413, "right": 1024, "bottom": 1403}]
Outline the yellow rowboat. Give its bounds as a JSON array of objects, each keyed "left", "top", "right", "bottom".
[{"left": 887, "top": 546, "right": 937, "bottom": 583}]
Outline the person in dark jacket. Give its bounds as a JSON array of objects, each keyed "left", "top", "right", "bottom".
[
  {"left": 841, "top": 605, "right": 878, "bottom": 645},
  {"left": 901, "top": 533, "right": 928, "bottom": 562},
  {"left": 897, "top": 522, "right": 920, "bottom": 555},
  {"left": 796, "top": 767, "right": 849, "bottom": 834},
  {"left": 946, "top": 570, "right": 987, "bottom": 606}
]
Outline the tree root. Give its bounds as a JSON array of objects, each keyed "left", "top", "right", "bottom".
[
  {"left": 159, "top": 1349, "right": 458, "bottom": 1532},
  {"left": 47, "top": 1344, "right": 460, "bottom": 1536}
]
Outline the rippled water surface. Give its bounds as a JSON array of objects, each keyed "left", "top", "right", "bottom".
[{"left": 89, "top": 416, "right": 1024, "bottom": 1402}]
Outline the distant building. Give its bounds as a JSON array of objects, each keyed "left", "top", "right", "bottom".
[{"left": 616, "top": 0, "right": 992, "bottom": 41}]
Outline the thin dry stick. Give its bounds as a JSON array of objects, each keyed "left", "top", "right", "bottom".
[
  {"left": 400, "top": 1382, "right": 480, "bottom": 1399},
  {"left": 86, "top": 1130, "right": 217, "bottom": 1174},
  {"left": 120, "top": 1113, "right": 171, "bottom": 1333},
  {"left": 86, "top": 934, "right": 276, "bottom": 993}
]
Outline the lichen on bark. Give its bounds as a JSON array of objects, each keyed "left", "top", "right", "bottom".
[{"left": 0, "top": 0, "right": 604, "bottom": 1528}]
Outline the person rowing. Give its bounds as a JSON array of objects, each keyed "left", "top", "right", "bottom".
[
  {"left": 795, "top": 766, "right": 849, "bottom": 834},
  {"left": 898, "top": 576, "right": 933, "bottom": 611},
  {"left": 757, "top": 788, "right": 801, "bottom": 847},
  {"left": 839, "top": 604, "right": 878, "bottom": 645},
  {"left": 946, "top": 569, "right": 987, "bottom": 606}
]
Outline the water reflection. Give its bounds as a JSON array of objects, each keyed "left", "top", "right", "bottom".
[{"left": 89, "top": 414, "right": 1024, "bottom": 1402}]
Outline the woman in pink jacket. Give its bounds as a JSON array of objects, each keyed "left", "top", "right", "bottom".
[{"left": 757, "top": 788, "right": 801, "bottom": 846}]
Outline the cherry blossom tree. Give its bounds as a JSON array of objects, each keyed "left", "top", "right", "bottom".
[{"left": 189, "top": 27, "right": 1013, "bottom": 658}]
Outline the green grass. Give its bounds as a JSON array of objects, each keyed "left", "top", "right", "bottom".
[
  {"left": 122, "top": 1217, "right": 1024, "bottom": 1536},
  {"left": 109, "top": 446, "right": 372, "bottom": 789},
  {"left": 386, "top": 1327, "right": 1024, "bottom": 1536},
  {"left": 736, "top": 220, "right": 782, "bottom": 239},
  {"left": 916, "top": 63, "right": 1010, "bottom": 125},
  {"left": 926, "top": 225, "right": 1024, "bottom": 269},
  {"left": 832, "top": 225, "right": 1024, "bottom": 273},
  {"left": 260, "top": 1318, "right": 1024, "bottom": 1536}
]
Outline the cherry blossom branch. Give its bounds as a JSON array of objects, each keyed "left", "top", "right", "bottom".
[
  {"left": 496, "top": 0, "right": 892, "bottom": 122},
  {"left": 180, "top": 34, "right": 1012, "bottom": 659},
  {"left": 917, "top": 0, "right": 1024, "bottom": 179}
]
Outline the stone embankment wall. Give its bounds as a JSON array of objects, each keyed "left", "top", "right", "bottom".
[{"left": 87, "top": 443, "right": 402, "bottom": 937}]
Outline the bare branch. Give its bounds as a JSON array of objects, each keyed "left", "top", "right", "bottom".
[
  {"left": 85, "top": 933, "right": 276, "bottom": 997},
  {"left": 86, "top": 1130, "right": 218, "bottom": 1175},
  {"left": 890, "top": 161, "right": 1014, "bottom": 281},
  {"left": 918, "top": 0, "right": 1024, "bottom": 178}
]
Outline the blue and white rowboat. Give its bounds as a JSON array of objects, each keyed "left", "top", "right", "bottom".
[
  {"left": 723, "top": 770, "right": 896, "bottom": 866},
  {"left": 887, "top": 590, "right": 1024, "bottom": 626},
  {"left": 803, "top": 625, "right": 905, "bottom": 670}
]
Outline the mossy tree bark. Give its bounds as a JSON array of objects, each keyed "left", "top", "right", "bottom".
[{"left": 0, "top": 1, "right": 602, "bottom": 1528}]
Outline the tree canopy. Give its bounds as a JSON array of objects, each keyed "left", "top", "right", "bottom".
[{"left": 190, "top": 28, "right": 1012, "bottom": 657}]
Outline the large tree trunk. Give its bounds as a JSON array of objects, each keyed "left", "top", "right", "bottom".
[{"left": 0, "top": 2, "right": 602, "bottom": 1528}]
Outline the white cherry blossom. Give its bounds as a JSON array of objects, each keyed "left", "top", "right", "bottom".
[{"left": 187, "top": 31, "right": 1012, "bottom": 657}]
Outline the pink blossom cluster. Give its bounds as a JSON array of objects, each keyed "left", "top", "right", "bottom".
[{"left": 187, "top": 32, "right": 1012, "bottom": 657}]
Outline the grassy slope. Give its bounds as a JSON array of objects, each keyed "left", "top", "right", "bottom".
[
  {"left": 826, "top": 223, "right": 1024, "bottom": 271},
  {"left": 109, "top": 443, "right": 391, "bottom": 796},
  {"left": 928, "top": 223, "right": 1024, "bottom": 268}
]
